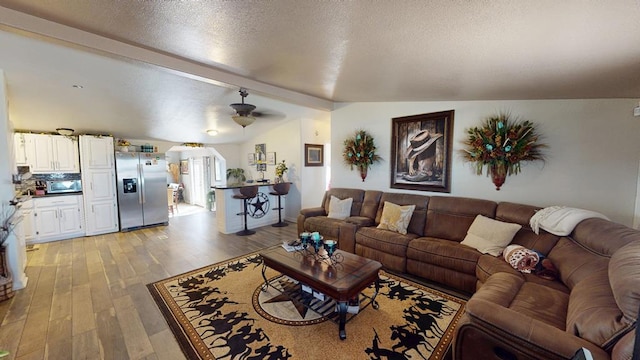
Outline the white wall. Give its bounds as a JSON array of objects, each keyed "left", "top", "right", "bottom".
[
  {"left": 0, "top": 70, "right": 28, "bottom": 289},
  {"left": 301, "top": 118, "right": 331, "bottom": 209},
  {"left": 238, "top": 114, "right": 331, "bottom": 221},
  {"left": 331, "top": 99, "right": 640, "bottom": 226}
]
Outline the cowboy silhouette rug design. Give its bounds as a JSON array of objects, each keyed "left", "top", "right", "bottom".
[{"left": 147, "top": 251, "right": 466, "bottom": 359}]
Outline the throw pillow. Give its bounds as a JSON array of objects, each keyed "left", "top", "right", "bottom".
[
  {"left": 377, "top": 201, "right": 416, "bottom": 235},
  {"left": 327, "top": 196, "right": 353, "bottom": 220},
  {"left": 460, "top": 215, "right": 522, "bottom": 256}
]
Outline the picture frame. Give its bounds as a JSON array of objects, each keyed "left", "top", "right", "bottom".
[
  {"left": 266, "top": 152, "right": 276, "bottom": 165},
  {"left": 390, "top": 110, "right": 454, "bottom": 193},
  {"left": 255, "top": 143, "right": 266, "bottom": 164},
  {"left": 256, "top": 163, "right": 267, "bottom": 171},
  {"left": 180, "top": 159, "right": 189, "bottom": 175},
  {"left": 248, "top": 153, "right": 256, "bottom": 166},
  {"left": 304, "top": 144, "right": 324, "bottom": 167}
]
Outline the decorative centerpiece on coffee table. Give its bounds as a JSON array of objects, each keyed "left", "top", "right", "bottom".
[
  {"left": 299, "top": 232, "right": 343, "bottom": 265},
  {"left": 462, "top": 112, "right": 546, "bottom": 190}
]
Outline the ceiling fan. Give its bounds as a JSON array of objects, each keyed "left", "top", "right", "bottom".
[
  {"left": 229, "top": 88, "right": 284, "bottom": 127},
  {"left": 229, "top": 88, "right": 258, "bottom": 128}
]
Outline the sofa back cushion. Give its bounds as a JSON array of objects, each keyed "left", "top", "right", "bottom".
[
  {"left": 425, "top": 196, "right": 496, "bottom": 242},
  {"left": 361, "top": 190, "right": 383, "bottom": 220},
  {"left": 375, "top": 192, "right": 429, "bottom": 236},
  {"left": 558, "top": 220, "right": 640, "bottom": 350},
  {"left": 321, "top": 188, "right": 365, "bottom": 217},
  {"left": 496, "top": 202, "right": 559, "bottom": 255}
]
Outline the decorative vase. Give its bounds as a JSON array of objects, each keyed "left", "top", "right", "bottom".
[
  {"left": 359, "top": 166, "right": 368, "bottom": 182},
  {"left": 119, "top": 146, "right": 129, "bottom": 152},
  {"left": 490, "top": 161, "right": 507, "bottom": 190},
  {"left": 275, "top": 177, "right": 283, "bottom": 184}
]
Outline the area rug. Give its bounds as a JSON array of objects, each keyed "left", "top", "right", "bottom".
[{"left": 148, "top": 250, "right": 466, "bottom": 359}]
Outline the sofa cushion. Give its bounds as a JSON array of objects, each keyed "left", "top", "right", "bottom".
[
  {"left": 327, "top": 195, "right": 352, "bottom": 220},
  {"left": 425, "top": 196, "right": 497, "bottom": 242},
  {"left": 460, "top": 215, "right": 521, "bottom": 256},
  {"left": 375, "top": 193, "right": 429, "bottom": 236},
  {"left": 345, "top": 216, "right": 375, "bottom": 227},
  {"left": 356, "top": 227, "right": 417, "bottom": 258},
  {"left": 377, "top": 201, "right": 415, "bottom": 235},
  {"left": 407, "top": 237, "right": 481, "bottom": 275},
  {"left": 303, "top": 216, "right": 342, "bottom": 239},
  {"left": 566, "top": 269, "right": 628, "bottom": 349},
  {"left": 321, "top": 188, "right": 365, "bottom": 217}
]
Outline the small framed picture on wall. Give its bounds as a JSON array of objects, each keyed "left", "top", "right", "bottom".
[
  {"left": 248, "top": 153, "right": 256, "bottom": 165},
  {"left": 180, "top": 159, "right": 189, "bottom": 174},
  {"left": 267, "top": 152, "right": 276, "bottom": 165},
  {"left": 304, "top": 144, "right": 324, "bottom": 167}
]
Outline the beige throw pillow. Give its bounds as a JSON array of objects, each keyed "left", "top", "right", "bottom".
[
  {"left": 461, "top": 214, "right": 522, "bottom": 256},
  {"left": 327, "top": 196, "right": 353, "bottom": 220},
  {"left": 377, "top": 201, "right": 416, "bottom": 235}
]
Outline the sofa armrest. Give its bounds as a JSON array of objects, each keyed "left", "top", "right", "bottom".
[
  {"left": 297, "top": 207, "right": 327, "bottom": 233},
  {"left": 456, "top": 299, "right": 610, "bottom": 360},
  {"left": 339, "top": 222, "right": 357, "bottom": 253}
]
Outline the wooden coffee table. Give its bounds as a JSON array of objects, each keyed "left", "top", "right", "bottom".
[{"left": 259, "top": 246, "right": 382, "bottom": 340}]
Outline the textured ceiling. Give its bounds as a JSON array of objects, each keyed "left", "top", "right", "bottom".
[{"left": 0, "top": 1, "right": 639, "bottom": 143}]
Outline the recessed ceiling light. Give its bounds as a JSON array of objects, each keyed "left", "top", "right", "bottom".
[
  {"left": 206, "top": 129, "right": 219, "bottom": 136},
  {"left": 72, "top": 84, "right": 84, "bottom": 89}
]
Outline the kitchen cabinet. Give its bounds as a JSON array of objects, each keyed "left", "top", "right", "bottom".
[
  {"left": 19, "top": 200, "right": 36, "bottom": 243},
  {"left": 14, "top": 133, "right": 28, "bottom": 166},
  {"left": 80, "top": 135, "right": 119, "bottom": 235},
  {"left": 30, "top": 195, "right": 84, "bottom": 243},
  {"left": 24, "top": 133, "right": 80, "bottom": 173}
]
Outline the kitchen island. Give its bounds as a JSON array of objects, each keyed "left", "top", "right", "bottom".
[{"left": 214, "top": 182, "right": 289, "bottom": 234}]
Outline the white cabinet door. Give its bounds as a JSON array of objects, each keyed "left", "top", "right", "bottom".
[
  {"left": 59, "top": 205, "right": 82, "bottom": 235},
  {"left": 82, "top": 136, "right": 114, "bottom": 169},
  {"left": 21, "top": 208, "right": 36, "bottom": 243},
  {"left": 36, "top": 207, "right": 61, "bottom": 238},
  {"left": 27, "top": 134, "right": 55, "bottom": 173},
  {"left": 14, "top": 133, "right": 28, "bottom": 166},
  {"left": 85, "top": 170, "right": 116, "bottom": 202},
  {"left": 88, "top": 201, "right": 118, "bottom": 235},
  {"left": 80, "top": 135, "right": 119, "bottom": 235},
  {"left": 52, "top": 136, "right": 80, "bottom": 172}
]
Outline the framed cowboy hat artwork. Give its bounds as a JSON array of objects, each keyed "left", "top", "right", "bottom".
[{"left": 390, "top": 110, "right": 454, "bottom": 193}]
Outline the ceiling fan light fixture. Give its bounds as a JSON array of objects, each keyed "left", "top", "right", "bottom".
[
  {"left": 230, "top": 88, "right": 257, "bottom": 127},
  {"left": 232, "top": 115, "right": 256, "bottom": 128},
  {"left": 206, "top": 129, "right": 219, "bottom": 136}
]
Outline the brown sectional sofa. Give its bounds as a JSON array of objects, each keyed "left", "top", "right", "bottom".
[{"left": 297, "top": 188, "right": 640, "bottom": 360}]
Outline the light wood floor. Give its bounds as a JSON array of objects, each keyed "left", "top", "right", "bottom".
[{"left": 0, "top": 211, "right": 297, "bottom": 359}]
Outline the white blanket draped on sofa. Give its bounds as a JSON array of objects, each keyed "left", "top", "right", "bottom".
[{"left": 529, "top": 206, "right": 609, "bottom": 236}]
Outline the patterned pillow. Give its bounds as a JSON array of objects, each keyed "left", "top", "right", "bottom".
[
  {"left": 377, "top": 202, "right": 416, "bottom": 235},
  {"left": 327, "top": 196, "right": 353, "bottom": 220},
  {"left": 503, "top": 244, "right": 558, "bottom": 280}
]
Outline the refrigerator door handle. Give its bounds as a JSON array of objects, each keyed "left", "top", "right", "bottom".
[
  {"left": 137, "top": 164, "right": 144, "bottom": 204},
  {"left": 139, "top": 163, "right": 146, "bottom": 204}
]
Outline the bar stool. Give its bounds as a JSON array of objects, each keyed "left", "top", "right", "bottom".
[
  {"left": 269, "top": 182, "right": 290, "bottom": 227},
  {"left": 233, "top": 185, "right": 258, "bottom": 236}
]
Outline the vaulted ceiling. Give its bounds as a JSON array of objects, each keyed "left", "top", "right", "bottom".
[{"left": 1, "top": 1, "right": 639, "bottom": 143}]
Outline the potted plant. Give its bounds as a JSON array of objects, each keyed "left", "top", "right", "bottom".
[
  {"left": 274, "top": 160, "right": 288, "bottom": 183},
  {"left": 226, "top": 168, "right": 246, "bottom": 185}
]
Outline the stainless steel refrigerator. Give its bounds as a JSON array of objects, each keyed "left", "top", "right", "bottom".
[{"left": 115, "top": 152, "right": 168, "bottom": 231}]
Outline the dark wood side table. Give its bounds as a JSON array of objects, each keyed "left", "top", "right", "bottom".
[{"left": 260, "top": 246, "right": 382, "bottom": 339}]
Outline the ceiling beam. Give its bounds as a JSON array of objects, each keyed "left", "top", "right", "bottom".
[{"left": 0, "top": 6, "right": 334, "bottom": 111}]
